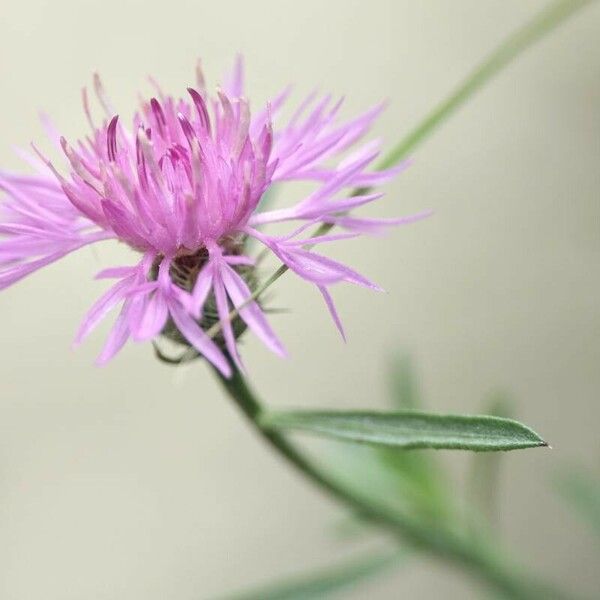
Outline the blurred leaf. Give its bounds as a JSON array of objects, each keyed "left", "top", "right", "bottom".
[
  {"left": 323, "top": 357, "right": 449, "bottom": 531},
  {"left": 467, "top": 394, "right": 515, "bottom": 529},
  {"left": 332, "top": 516, "right": 376, "bottom": 540},
  {"left": 221, "top": 551, "right": 403, "bottom": 600},
  {"left": 388, "top": 354, "right": 420, "bottom": 410},
  {"left": 379, "top": 355, "right": 450, "bottom": 521},
  {"left": 375, "top": 447, "right": 450, "bottom": 522},
  {"left": 261, "top": 410, "right": 548, "bottom": 451},
  {"left": 555, "top": 467, "right": 600, "bottom": 538},
  {"left": 322, "top": 441, "right": 448, "bottom": 526},
  {"left": 377, "top": 0, "right": 595, "bottom": 168}
]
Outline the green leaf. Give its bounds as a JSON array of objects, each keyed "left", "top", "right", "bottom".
[
  {"left": 377, "top": 0, "right": 594, "bottom": 168},
  {"left": 261, "top": 410, "right": 548, "bottom": 452},
  {"left": 378, "top": 355, "right": 450, "bottom": 521},
  {"left": 467, "top": 394, "right": 514, "bottom": 535},
  {"left": 376, "top": 447, "right": 450, "bottom": 520},
  {"left": 331, "top": 516, "right": 375, "bottom": 540},
  {"left": 554, "top": 467, "right": 600, "bottom": 538},
  {"left": 388, "top": 354, "right": 421, "bottom": 410},
  {"left": 221, "top": 551, "right": 403, "bottom": 600},
  {"left": 467, "top": 394, "right": 515, "bottom": 528}
]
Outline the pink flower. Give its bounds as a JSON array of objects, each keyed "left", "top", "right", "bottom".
[{"left": 0, "top": 58, "right": 423, "bottom": 377}]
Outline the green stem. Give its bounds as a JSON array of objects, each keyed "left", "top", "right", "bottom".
[
  {"left": 216, "top": 367, "right": 567, "bottom": 600},
  {"left": 207, "top": 0, "right": 594, "bottom": 342},
  {"left": 378, "top": 0, "right": 594, "bottom": 168}
]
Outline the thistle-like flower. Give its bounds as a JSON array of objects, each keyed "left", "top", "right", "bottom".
[{"left": 0, "top": 58, "right": 423, "bottom": 377}]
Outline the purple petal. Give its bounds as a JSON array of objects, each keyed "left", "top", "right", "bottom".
[
  {"left": 168, "top": 299, "right": 231, "bottom": 377},
  {"left": 130, "top": 290, "right": 169, "bottom": 341},
  {"left": 75, "top": 274, "right": 137, "bottom": 345},
  {"left": 96, "top": 300, "right": 132, "bottom": 365},
  {"left": 328, "top": 210, "right": 433, "bottom": 233},
  {"left": 220, "top": 261, "right": 286, "bottom": 357},
  {"left": 223, "top": 54, "right": 244, "bottom": 98},
  {"left": 96, "top": 266, "right": 137, "bottom": 279},
  {"left": 212, "top": 265, "right": 244, "bottom": 372},
  {"left": 191, "top": 263, "right": 214, "bottom": 317},
  {"left": 318, "top": 286, "right": 346, "bottom": 341},
  {"left": 291, "top": 248, "right": 383, "bottom": 290},
  {"left": 0, "top": 232, "right": 111, "bottom": 291}
]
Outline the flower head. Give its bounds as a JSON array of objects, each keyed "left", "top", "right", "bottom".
[{"left": 0, "top": 58, "right": 424, "bottom": 377}]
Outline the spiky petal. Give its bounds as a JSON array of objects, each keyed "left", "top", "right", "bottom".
[{"left": 0, "top": 58, "right": 424, "bottom": 375}]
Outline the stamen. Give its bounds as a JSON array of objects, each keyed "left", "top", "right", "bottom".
[
  {"left": 233, "top": 98, "right": 251, "bottom": 157},
  {"left": 147, "top": 75, "right": 165, "bottom": 100},
  {"left": 150, "top": 98, "right": 167, "bottom": 139},
  {"left": 106, "top": 115, "right": 119, "bottom": 162},
  {"left": 187, "top": 88, "right": 211, "bottom": 135},
  {"left": 31, "top": 142, "right": 101, "bottom": 222},
  {"left": 195, "top": 59, "right": 206, "bottom": 95},
  {"left": 81, "top": 87, "right": 95, "bottom": 131},
  {"left": 30, "top": 143, "right": 58, "bottom": 176},
  {"left": 189, "top": 139, "right": 203, "bottom": 194},
  {"left": 177, "top": 112, "right": 197, "bottom": 149},
  {"left": 93, "top": 73, "right": 115, "bottom": 116},
  {"left": 135, "top": 125, "right": 148, "bottom": 190},
  {"left": 217, "top": 87, "right": 234, "bottom": 125},
  {"left": 60, "top": 137, "right": 103, "bottom": 194},
  {"left": 136, "top": 127, "right": 168, "bottom": 196},
  {"left": 256, "top": 108, "right": 273, "bottom": 160}
]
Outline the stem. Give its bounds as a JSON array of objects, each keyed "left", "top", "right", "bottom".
[
  {"left": 216, "top": 367, "right": 566, "bottom": 600},
  {"left": 377, "top": 0, "right": 594, "bottom": 169},
  {"left": 208, "top": 0, "right": 594, "bottom": 342}
]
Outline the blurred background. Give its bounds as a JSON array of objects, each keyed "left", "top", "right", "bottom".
[{"left": 0, "top": 1, "right": 599, "bottom": 598}]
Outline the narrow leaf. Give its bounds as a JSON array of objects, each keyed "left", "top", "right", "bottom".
[
  {"left": 261, "top": 410, "right": 548, "bottom": 452},
  {"left": 388, "top": 353, "right": 420, "bottom": 410},
  {"left": 221, "top": 551, "right": 402, "bottom": 600},
  {"left": 383, "top": 354, "right": 450, "bottom": 520},
  {"left": 467, "top": 394, "right": 515, "bottom": 529},
  {"left": 555, "top": 467, "right": 600, "bottom": 538},
  {"left": 376, "top": 446, "right": 450, "bottom": 521}
]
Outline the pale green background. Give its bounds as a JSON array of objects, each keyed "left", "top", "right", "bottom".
[{"left": 0, "top": 1, "right": 598, "bottom": 598}]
